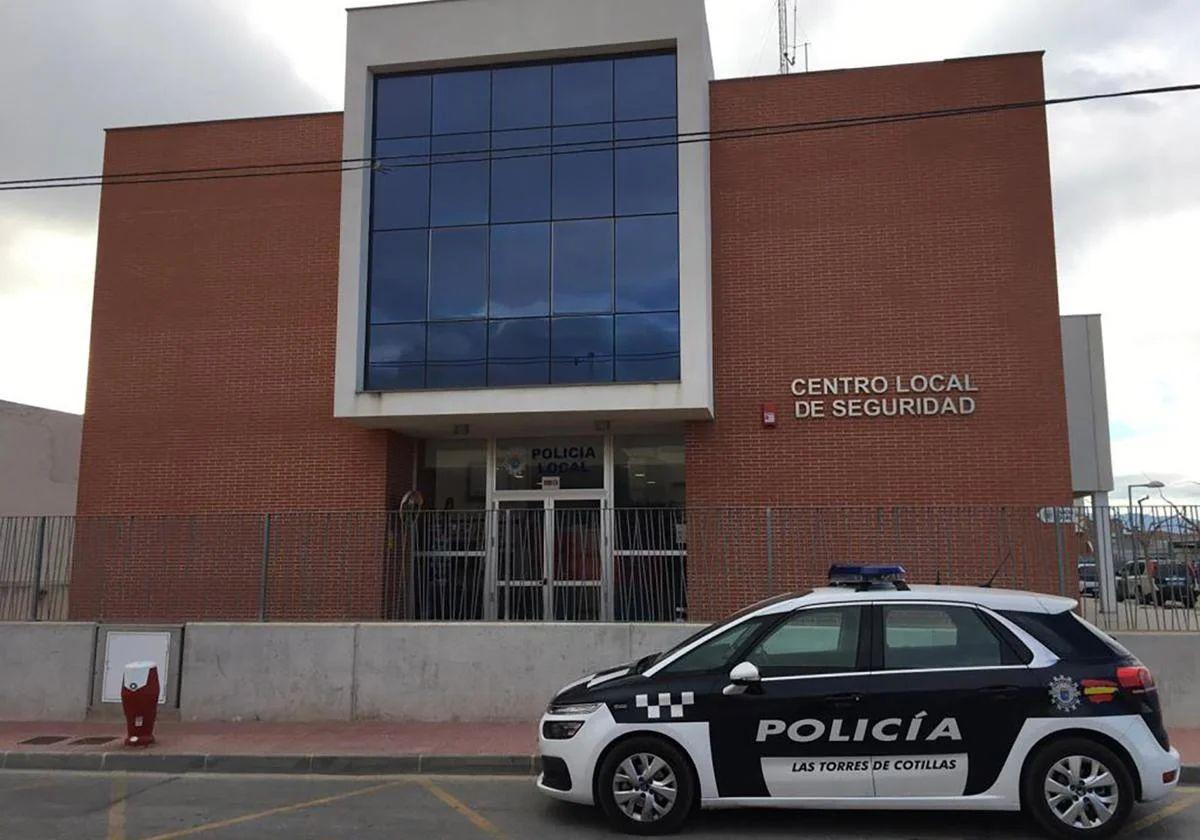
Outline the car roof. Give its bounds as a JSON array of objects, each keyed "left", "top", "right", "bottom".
[{"left": 756, "top": 584, "right": 1076, "bottom": 615}]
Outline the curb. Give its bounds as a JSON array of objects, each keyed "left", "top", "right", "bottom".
[
  {"left": 2, "top": 752, "right": 1196, "bottom": 783},
  {"left": 0, "top": 751, "right": 541, "bottom": 776}
]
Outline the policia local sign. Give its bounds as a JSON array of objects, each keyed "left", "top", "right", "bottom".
[{"left": 790, "top": 373, "right": 978, "bottom": 420}]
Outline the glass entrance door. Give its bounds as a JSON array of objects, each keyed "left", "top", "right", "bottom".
[
  {"left": 496, "top": 500, "right": 546, "bottom": 620},
  {"left": 552, "top": 499, "right": 604, "bottom": 620},
  {"left": 492, "top": 496, "right": 610, "bottom": 620}
]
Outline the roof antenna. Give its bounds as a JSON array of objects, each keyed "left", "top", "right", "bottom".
[
  {"left": 981, "top": 547, "right": 1014, "bottom": 589},
  {"left": 778, "top": 0, "right": 798, "bottom": 74}
]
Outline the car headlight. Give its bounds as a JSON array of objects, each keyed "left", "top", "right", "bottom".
[
  {"left": 547, "top": 701, "right": 602, "bottom": 716},
  {"left": 542, "top": 719, "right": 586, "bottom": 739}
]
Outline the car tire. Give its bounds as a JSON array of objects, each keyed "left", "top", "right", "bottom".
[
  {"left": 596, "top": 736, "right": 696, "bottom": 835},
  {"left": 1022, "top": 737, "right": 1135, "bottom": 839}
]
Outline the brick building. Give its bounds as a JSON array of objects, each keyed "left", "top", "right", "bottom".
[{"left": 73, "top": 0, "right": 1098, "bottom": 623}]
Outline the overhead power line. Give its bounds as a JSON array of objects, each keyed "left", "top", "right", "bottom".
[{"left": 1, "top": 81, "right": 1197, "bottom": 193}]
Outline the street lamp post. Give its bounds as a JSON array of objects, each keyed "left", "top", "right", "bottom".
[
  {"left": 1126, "top": 481, "right": 1165, "bottom": 587},
  {"left": 1128, "top": 481, "right": 1166, "bottom": 518}
]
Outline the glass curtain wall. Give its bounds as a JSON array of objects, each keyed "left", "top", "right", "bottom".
[{"left": 365, "top": 52, "right": 680, "bottom": 391}]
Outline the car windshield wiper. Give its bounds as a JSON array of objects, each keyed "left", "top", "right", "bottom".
[{"left": 634, "top": 652, "right": 660, "bottom": 673}]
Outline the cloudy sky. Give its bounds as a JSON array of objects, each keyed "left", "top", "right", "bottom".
[{"left": 1, "top": 0, "right": 1197, "bottom": 504}]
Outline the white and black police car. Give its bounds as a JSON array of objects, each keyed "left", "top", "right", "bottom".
[{"left": 537, "top": 566, "right": 1180, "bottom": 837}]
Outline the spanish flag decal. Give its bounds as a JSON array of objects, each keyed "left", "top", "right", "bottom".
[{"left": 1081, "top": 679, "right": 1119, "bottom": 704}]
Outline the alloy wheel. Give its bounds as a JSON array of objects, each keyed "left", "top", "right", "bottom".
[
  {"left": 612, "top": 752, "right": 678, "bottom": 822},
  {"left": 1044, "top": 754, "right": 1120, "bottom": 830}
]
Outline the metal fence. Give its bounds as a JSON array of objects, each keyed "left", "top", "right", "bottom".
[{"left": 1, "top": 505, "right": 1197, "bottom": 629}]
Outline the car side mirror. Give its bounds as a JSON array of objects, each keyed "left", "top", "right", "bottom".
[{"left": 723, "top": 661, "right": 761, "bottom": 696}]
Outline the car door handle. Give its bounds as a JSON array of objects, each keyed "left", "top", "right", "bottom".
[
  {"left": 980, "top": 685, "right": 1020, "bottom": 700},
  {"left": 824, "top": 693, "right": 863, "bottom": 707}
]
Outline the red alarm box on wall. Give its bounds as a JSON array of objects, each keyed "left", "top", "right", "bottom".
[
  {"left": 121, "top": 661, "right": 160, "bottom": 747},
  {"left": 762, "top": 403, "right": 778, "bottom": 427}
]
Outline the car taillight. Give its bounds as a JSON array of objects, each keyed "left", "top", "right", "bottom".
[{"left": 1117, "top": 664, "right": 1156, "bottom": 694}]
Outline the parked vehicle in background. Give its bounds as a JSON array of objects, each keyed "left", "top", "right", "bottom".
[
  {"left": 1077, "top": 562, "right": 1099, "bottom": 598},
  {"left": 1115, "top": 561, "right": 1150, "bottom": 604},
  {"left": 1115, "top": 559, "right": 1198, "bottom": 607},
  {"left": 1151, "top": 562, "right": 1198, "bottom": 608}
]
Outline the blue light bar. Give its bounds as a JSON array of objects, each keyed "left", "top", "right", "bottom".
[{"left": 828, "top": 564, "right": 908, "bottom": 585}]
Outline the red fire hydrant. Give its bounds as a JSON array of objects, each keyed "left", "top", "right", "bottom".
[{"left": 121, "top": 661, "right": 160, "bottom": 747}]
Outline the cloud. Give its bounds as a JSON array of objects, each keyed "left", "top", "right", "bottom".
[
  {"left": 0, "top": 0, "right": 340, "bottom": 411},
  {"left": 1, "top": 0, "right": 1196, "bottom": 502}
]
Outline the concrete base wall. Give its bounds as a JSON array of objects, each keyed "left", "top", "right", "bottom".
[
  {"left": 355, "top": 623, "right": 698, "bottom": 722},
  {"left": 0, "top": 623, "right": 95, "bottom": 720},
  {"left": 180, "top": 624, "right": 357, "bottom": 722},
  {"left": 177, "top": 623, "right": 698, "bottom": 722},
  {"left": 6, "top": 623, "right": 1200, "bottom": 727},
  {"left": 1113, "top": 633, "right": 1200, "bottom": 728}
]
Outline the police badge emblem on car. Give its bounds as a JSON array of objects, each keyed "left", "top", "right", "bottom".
[{"left": 1047, "top": 674, "right": 1082, "bottom": 712}]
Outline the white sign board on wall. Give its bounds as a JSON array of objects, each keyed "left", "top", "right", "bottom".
[{"left": 101, "top": 631, "right": 170, "bottom": 704}]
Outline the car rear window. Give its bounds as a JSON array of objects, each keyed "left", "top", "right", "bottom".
[{"left": 999, "top": 609, "right": 1128, "bottom": 661}]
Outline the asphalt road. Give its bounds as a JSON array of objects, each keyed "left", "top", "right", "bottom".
[{"left": 1, "top": 770, "right": 1199, "bottom": 839}]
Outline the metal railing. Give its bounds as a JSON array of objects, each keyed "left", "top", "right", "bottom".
[
  {"left": 0, "top": 516, "right": 74, "bottom": 621},
  {"left": 1, "top": 505, "right": 1196, "bottom": 629}
]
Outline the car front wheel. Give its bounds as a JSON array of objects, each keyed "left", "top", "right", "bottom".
[
  {"left": 596, "top": 736, "right": 696, "bottom": 835},
  {"left": 1023, "top": 737, "right": 1134, "bottom": 839}
]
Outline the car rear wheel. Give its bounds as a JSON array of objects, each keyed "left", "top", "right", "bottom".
[
  {"left": 596, "top": 736, "right": 695, "bottom": 835},
  {"left": 1023, "top": 737, "right": 1134, "bottom": 839}
]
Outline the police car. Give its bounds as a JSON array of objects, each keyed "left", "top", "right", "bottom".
[{"left": 537, "top": 566, "right": 1180, "bottom": 837}]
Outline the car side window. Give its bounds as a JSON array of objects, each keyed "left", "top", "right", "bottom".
[
  {"left": 658, "top": 617, "right": 767, "bottom": 675},
  {"left": 882, "top": 604, "right": 1005, "bottom": 670},
  {"left": 743, "top": 606, "right": 862, "bottom": 677}
]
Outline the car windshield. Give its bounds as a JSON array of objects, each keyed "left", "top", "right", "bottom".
[
  {"left": 1157, "top": 563, "right": 1190, "bottom": 578},
  {"left": 1078, "top": 565, "right": 1097, "bottom": 581},
  {"left": 634, "top": 592, "right": 795, "bottom": 672}
]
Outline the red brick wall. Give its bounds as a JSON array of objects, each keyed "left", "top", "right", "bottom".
[
  {"left": 72, "top": 113, "right": 412, "bottom": 620},
  {"left": 686, "top": 54, "right": 1073, "bottom": 616}
]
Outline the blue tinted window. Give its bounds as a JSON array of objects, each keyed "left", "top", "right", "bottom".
[
  {"left": 616, "top": 120, "right": 677, "bottom": 215},
  {"left": 370, "top": 229, "right": 428, "bottom": 323},
  {"left": 490, "top": 224, "right": 550, "bottom": 317},
  {"left": 428, "top": 227, "right": 487, "bottom": 320},
  {"left": 375, "top": 136, "right": 431, "bottom": 168},
  {"left": 489, "top": 318, "right": 550, "bottom": 386},
  {"left": 427, "top": 321, "right": 486, "bottom": 388},
  {"left": 492, "top": 135, "right": 550, "bottom": 223},
  {"left": 371, "top": 158, "right": 429, "bottom": 230},
  {"left": 553, "top": 220, "right": 613, "bottom": 314},
  {"left": 430, "top": 161, "right": 489, "bottom": 226},
  {"left": 375, "top": 75, "right": 431, "bottom": 138},
  {"left": 554, "top": 123, "right": 613, "bottom": 150},
  {"left": 367, "top": 323, "right": 425, "bottom": 390},
  {"left": 431, "top": 132, "right": 489, "bottom": 157},
  {"left": 616, "top": 312, "right": 679, "bottom": 382},
  {"left": 553, "top": 151, "right": 613, "bottom": 219},
  {"left": 616, "top": 215, "right": 678, "bottom": 313},
  {"left": 614, "top": 54, "right": 676, "bottom": 121},
  {"left": 432, "top": 70, "right": 490, "bottom": 135},
  {"left": 552, "top": 315, "right": 613, "bottom": 384},
  {"left": 493, "top": 66, "right": 551, "bottom": 130},
  {"left": 553, "top": 60, "right": 613, "bottom": 126},
  {"left": 367, "top": 364, "right": 424, "bottom": 390},
  {"left": 368, "top": 53, "right": 677, "bottom": 391}
]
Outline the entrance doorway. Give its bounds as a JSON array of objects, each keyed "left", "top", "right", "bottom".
[{"left": 493, "top": 494, "right": 609, "bottom": 620}]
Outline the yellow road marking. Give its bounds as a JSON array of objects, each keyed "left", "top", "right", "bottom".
[
  {"left": 135, "top": 779, "right": 404, "bottom": 840},
  {"left": 1131, "top": 788, "right": 1200, "bottom": 833},
  {"left": 418, "top": 778, "right": 508, "bottom": 839},
  {"left": 107, "top": 773, "right": 127, "bottom": 840}
]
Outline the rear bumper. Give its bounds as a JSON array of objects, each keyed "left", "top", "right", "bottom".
[{"left": 1125, "top": 717, "right": 1181, "bottom": 802}]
